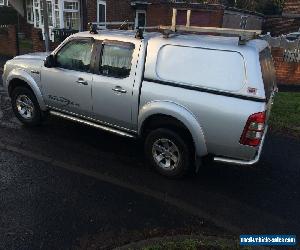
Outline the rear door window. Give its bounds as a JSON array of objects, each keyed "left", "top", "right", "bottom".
[{"left": 98, "top": 42, "right": 135, "bottom": 78}]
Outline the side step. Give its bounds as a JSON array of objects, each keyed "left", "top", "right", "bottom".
[{"left": 50, "top": 111, "right": 136, "bottom": 138}]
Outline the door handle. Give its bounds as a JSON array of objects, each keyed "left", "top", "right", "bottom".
[
  {"left": 112, "top": 86, "right": 127, "bottom": 94},
  {"left": 76, "top": 78, "right": 88, "bottom": 85}
]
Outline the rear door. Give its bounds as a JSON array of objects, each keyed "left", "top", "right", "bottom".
[{"left": 91, "top": 40, "right": 140, "bottom": 130}]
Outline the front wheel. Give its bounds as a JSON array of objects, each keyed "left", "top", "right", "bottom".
[
  {"left": 11, "top": 87, "right": 43, "bottom": 126},
  {"left": 145, "top": 128, "right": 193, "bottom": 178}
]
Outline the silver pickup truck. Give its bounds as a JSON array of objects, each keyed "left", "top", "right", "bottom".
[{"left": 2, "top": 29, "right": 277, "bottom": 178}]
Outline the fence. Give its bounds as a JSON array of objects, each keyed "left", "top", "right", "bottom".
[{"left": 261, "top": 34, "right": 300, "bottom": 85}]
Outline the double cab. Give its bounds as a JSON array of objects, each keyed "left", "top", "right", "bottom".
[{"left": 2, "top": 29, "right": 277, "bottom": 178}]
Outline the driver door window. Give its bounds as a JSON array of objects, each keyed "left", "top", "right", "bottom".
[{"left": 56, "top": 39, "right": 93, "bottom": 72}]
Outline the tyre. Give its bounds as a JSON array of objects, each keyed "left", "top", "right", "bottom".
[
  {"left": 11, "top": 86, "right": 43, "bottom": 126},
  {"left": 145, "top": 128, "right": 193, "bottom": 178}
]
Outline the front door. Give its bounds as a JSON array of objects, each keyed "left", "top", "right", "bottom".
[
  {"left": 135, "top": 10, "right": 146, "bottom": 29},
  {"left": 42, "top": 38, "right": 94, "bottom": 117},
  {"left": 91, "top": 40, "right": 139, "bottom": 130},
  {"left": 97, "top": 0, "right": 106, "bottom": 29}
]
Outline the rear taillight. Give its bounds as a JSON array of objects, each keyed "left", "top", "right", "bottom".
[{"left": 240, "top": 112, "right": 266, "bottom": 147}]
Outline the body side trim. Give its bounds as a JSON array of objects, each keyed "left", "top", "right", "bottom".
[
  {"left": 143, "top": 78, "right": 266, "bottom": 103},
  {"left": 48, "top": 106, "right": 137, "bottom": 134},
  {"left": 50, "top": 110, "right": 136, "bottom": 138}
]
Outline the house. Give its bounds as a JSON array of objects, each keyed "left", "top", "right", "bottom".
[
  {"left": 85, "top": 0, "right": 224, "bottom": 29},
  {"left": 9, "top": 0, "right": 263, "bottom": 40},
  {"left": 2, "top": 0, "right": 263, "bottom": 55},
  {"left": 18, "top": 0, "right": 226, "bottom": 36},
  {"left": 84, "top": 0, "right": 262, "bottom": 31}
]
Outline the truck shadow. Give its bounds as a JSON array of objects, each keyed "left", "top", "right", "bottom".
[{"left": 43, "top": 117, "right": 300, "bottom": 227}]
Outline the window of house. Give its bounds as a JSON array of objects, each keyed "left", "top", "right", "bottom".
[
  {"left": 25, "top": 0, "right": 80, "bottom": 31},
  {"left": 64, "top": 1, "right": 78, "bottom": 10},
  {"left": 54, "top": 0, "right": 60, "bottom": 28},
  {"left": 63, "top": 0, "right": 80, "bottom": 30},
  {"left": 0, "top": 0, "right": 9, "bottom": 6},
  {"left": 135, "top": 10, "right": 146, "bottom": 28},
  {"left": 34, "top": 9, "right": 40, "bottom": 26},
  {"left": 33, "top": 0, "right": 39, "bottom": 8},
  {"left": 99, "top": 43, "right": 135, "bottom": 78},
  {"left": 0, "top": 0, "right": 8, "bottom": 6},
  {"left": 40, "top": 0, "right": 54, "bottom": 26},
  {"left": 56, "top": 40, "right": 93, "bottom": 72},
  {"left": 26, "top": 0, "right": 34, "bottom": 23},
  {"left": 97, "top": 0, "right": 106, "bottom": 24}
]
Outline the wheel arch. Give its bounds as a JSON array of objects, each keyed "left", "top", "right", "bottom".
[
  {"left": 7, "top": 69, "right": 47, "bottom": 111},
  {"left": 138, "top": 101, "right": 207, "bottom": 157}
]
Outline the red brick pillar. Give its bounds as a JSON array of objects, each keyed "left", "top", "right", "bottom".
[
  {"left": 8, "top": 25, "right": 18, "bottom": 56},
  {"left": 0, "top": 25, "right": 18, "bottom": 56},
  {"left": 32, "top": 28, "right": 45, "bottom": 52}
]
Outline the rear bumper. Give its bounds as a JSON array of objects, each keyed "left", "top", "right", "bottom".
[{"left": 213, "top": 125, "right": 268, "bottom": 166}]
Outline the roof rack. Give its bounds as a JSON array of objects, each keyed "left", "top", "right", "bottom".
[
  {"left": 150, "top": 8, "right": 262, "bottom": 44},
  {"left": 88, "top": 8, "right": 261, "bottom": 44}
]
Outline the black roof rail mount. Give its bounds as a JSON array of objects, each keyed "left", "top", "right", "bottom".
[
  {"left": 89, "top": 23, "right": 98, "bottom": 34},
  {"left": 135, "top": 28, "right": 144, "bottom": 39}
]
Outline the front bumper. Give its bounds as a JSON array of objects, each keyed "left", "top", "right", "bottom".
[{"left": 213, "top": 125, "right": 268, "bottom": 166}]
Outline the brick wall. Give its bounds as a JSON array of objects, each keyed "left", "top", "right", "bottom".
[
  {"left": 272, "top": 48, "right": 300, "bottom": 85},
  {"left": 85, "top": 1, "right": 224, "bottom": 29},
  {"left": 86, "top": 0, "right": 97, "bottom": 26},
  {"left": 263, "top": 16, "right": 300, "bottom": 36},
  {"left": 0, "top": 25, "right": 18, "bottom": 56},
  {"left": 283, "top": 0, "right": 300, "bottom": 15},
  {"left": 86, "top": 0, "right": 133, "bottom": 28},
  {"left": 106, "top": 0, "right": 134, "bottom": 23},
  {"left": 19, "top": 17, "right": 34, "bottom": 39},
  {"left": 31, "top": 28, "right": 60, "bottom": 52},
  {"left": 147, "top": 3, "right": 224, "bottom": 27}
]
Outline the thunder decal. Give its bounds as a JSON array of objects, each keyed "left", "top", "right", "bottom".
[{"left": 48, "top": 95, "right": 80, "bottom": 108}]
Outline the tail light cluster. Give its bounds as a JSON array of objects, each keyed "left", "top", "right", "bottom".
[{"left": 240, "top": 112, "right": 266, "bottom": 147}]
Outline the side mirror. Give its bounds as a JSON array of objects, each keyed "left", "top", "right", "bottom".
[{"left": 44, "top": 55, "right": 55, "bottom": 68}]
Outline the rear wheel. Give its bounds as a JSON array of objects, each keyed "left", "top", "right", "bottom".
[
  {"left": 145, "top": 128, "right": 192, "bottom": 178},
  {"left": 11, "top": 87, "right": 43, "bottom": 126}
]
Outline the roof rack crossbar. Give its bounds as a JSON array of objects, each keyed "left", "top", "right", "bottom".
[
  {"left": 161, "top": 25, "right": 261, "bottom": 40},
  {"left": 161, "top": 8, "right": 262, "bottom": 43}
]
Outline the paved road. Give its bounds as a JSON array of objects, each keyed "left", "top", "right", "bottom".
[
  {"left": 0, "top": 81, "right": 300, "bottom": 248},
  {"left": 0, "top": 149, "right": 216, "bottom": 250}
]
